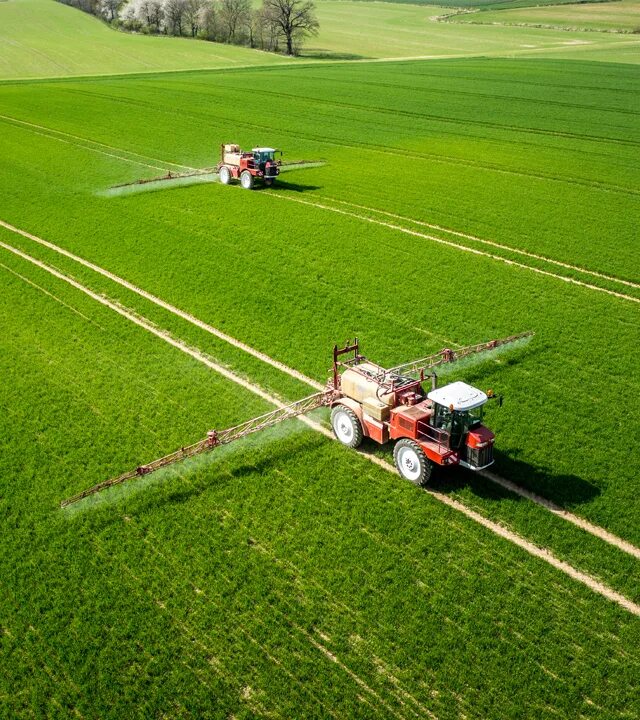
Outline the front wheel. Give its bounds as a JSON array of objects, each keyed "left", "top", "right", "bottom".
[
  {"left": 394, "top": 439, "right": 432, "bottom": 486},
  {"left": 219, "top": 166, "right": 231, "bottom": 185},
  {"left": 240, "top": 170, "right": 254, "bottom": 190},
  {"left": 331, "top": 406, "right": 363, "bottom": 449},
  {"left": 263, "top": 178, "right": 274, "bottom": 187}
]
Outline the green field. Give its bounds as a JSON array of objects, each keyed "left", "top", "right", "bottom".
[
  {"left": 2, "top": 0, "right": 640, "bottom": 716},
  {"left": 460, "top": 0, "right": 640, "bottom": 32},
  {"left": 2, "top": 52, "right": 640, "bottom": 716},
  {"left": 309, "top": 1, "right": 640, "bottom": 61},
  {"left": 0, "top": 0, "right": 295, "bottom": 79},
  {"left": 2, "top": 0, "right": 639, "bottom": 81}
]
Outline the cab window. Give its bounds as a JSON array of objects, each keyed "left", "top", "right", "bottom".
[{"left": 433, "top": 404, "right": 452, "bottom": 431}]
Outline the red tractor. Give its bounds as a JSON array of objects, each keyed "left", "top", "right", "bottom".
[
  {"left": 217, "top": 144, "right": 281, "bottom": 189},
  {"left": 329, "top": 340, "right": 499, "bottom": 485}
]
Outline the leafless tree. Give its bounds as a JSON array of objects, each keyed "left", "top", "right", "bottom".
[
  {"left": 183, "top": 0, "right": 203, "bottom": 36},
  {"left": 263, "top": 0, "right": 317, "bottom": 55},
  {"left": 138, "top": 0, "right": 164, "bottom": 32},
  {"left": 219, "top": 0, "right": 251, "bottom": 43},
  {"left": 164, "top": 0, "right": 187, "bottom": 35},
  {"left": 249, "top": 6, "right": 276, "bottom": 50}
]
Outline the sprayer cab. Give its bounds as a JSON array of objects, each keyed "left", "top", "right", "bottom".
[{"left": 426, "top": 382, "right": 495, "bottom": 471}]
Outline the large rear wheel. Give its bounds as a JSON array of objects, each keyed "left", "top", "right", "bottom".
[
  {"left": 394, "top": 439, "right": 432, "bottom": 486},
  {"left": 331, "top": 406, "right": 363, "bottom": 449},
  {"left": 240, "top": 170, "right": 254, "bottom": 190},
  {"left": 219, "top": 166, "right": 231, "bottom": 185}
]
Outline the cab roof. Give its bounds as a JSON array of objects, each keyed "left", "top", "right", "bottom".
[
  {"left": 427, "top": 381, "right": 488, "bottom": 411},
  {"left": 252, "top": 147, "right": 277, "bottom": 153}
]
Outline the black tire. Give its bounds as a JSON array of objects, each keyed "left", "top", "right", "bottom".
[
  {"left": 240, "top": 170, "right": 254, "bottom": 190},
  {"left": 393, "top": 439, "right": 432, "bottom": 486},
  {"left": 264, "top": 178, "right": 274, "bottom": 187},
  {"left": 331, "top": 406, "right": 363, "bottom": 449},
  {"left": 219, "top": 166, "right": 231, "bottom": 185}
]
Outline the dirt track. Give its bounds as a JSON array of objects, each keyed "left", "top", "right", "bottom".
[{"left": 1, "top": 235, "right": 638, "bottom": 617}]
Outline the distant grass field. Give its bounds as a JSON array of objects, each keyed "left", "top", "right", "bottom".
[
  {"left": 0, "top": 0, "right": 295, "bottom": 79},
  {"left": 1, "top": 57, "right": 640, "bottom": 717},
  {"left": 329, "top": 0, "right": 615, "bottom": 7},
  {"left": 2, "top": 0, "right": 638, "bottom": 81},
  {"left": 309, "top": 1, "right": 639, "bottom": 61},
  {"left": 461, "top": 0, "right": 640, "bottom": 32}
]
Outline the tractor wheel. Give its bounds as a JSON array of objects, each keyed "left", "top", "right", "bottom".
[
  {"left": 240, "top": 170, "right": 254, "bottom": 190},
  {"left": 263, "top": 178, "right": 274, "bottom": 187},
  {"left": 394, "top": 439, "right": 432, "bottom": 486},
  {"left": 219, "top": 166, "right": 231, "bottom": 185},
  {"left": 331, "top": 406, "right": 363, "bottom": 449}
]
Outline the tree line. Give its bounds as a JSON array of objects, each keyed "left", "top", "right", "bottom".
[{"left": 58, "top": 0, "right": 319, "bottom": 55}]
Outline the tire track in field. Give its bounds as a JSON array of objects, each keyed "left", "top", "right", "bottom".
[
  {"left": 0, "top": 262, "right": 94, "bottom": 322},
  {"left": 480, "top": 471, "right": 640, "bottom": 561},
  {"left": 2, "top": 238, "right": 638, "bottom": 617},
  {"left": 0, "top": 113, "right": 195, "bottom": 173},
  {"left": 2, "top": 219, "right": 639, "bottom": 562},
  {"left": 27, "top": 86, "right": 640, "bottom": 198},
  {"left": 0, "top": 219, "right": 322, "bottom": 391},
  {"left": 0, "top": 116, "right": 166, "bottom": 172},
  {"left": 318, "top": 196, "right": 640, "bottom": 291},
  {"left": 271, "top": 194, "right": 640, "bottom": 304},
  {"left": 5, "top": 107, "right": 636, "bottom": 295}
]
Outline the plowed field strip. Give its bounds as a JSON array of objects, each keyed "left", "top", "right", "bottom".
[
  {"left": 1, "top": 238, "right": 638, "bottom": 616},
  {"left": 272, "top": 195, "right": 640, "bottom": 304},
  {"left": 2, "top": 219, "right": 639, "bottom": 561},
  {"left": 319, "top": 196, "right": 640, "bottom": 290}
]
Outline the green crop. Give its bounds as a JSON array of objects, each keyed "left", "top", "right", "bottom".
[{"left": 1, "top": 46, "right": 639, "bottom": 719}]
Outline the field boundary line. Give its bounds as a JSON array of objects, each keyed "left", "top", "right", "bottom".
[
  {"left": 0, "top": 113, "right": 197, "bottom": 173},
  {"left": 2, "top": 238, "right": 638, "bottom": 617},
  {"left": 0, "top": 219, "right": 323, "bottom": 391},
  {"left": 320, "top": 196, "right": 640, "bottom": 291},
  {"left": 3, "top": 218, "right": 639, "bottom": 562},
  {"left": 272, "top": 195, "right": 640, "bottom": 304}
]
